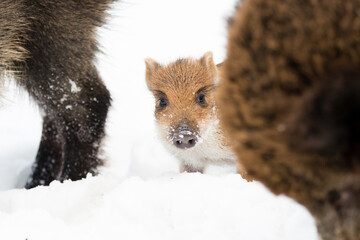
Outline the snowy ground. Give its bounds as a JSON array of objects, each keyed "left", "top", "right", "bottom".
[{"left": 0, "top": 0, "right": 318, "bottom": 239}]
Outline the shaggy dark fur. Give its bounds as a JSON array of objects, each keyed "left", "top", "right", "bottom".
[
  {"left": 1, "top": 0, "right": 115, "bottom": 188},
  {"left": 218, "top": 0, "right": 360, "bottom": 239}
]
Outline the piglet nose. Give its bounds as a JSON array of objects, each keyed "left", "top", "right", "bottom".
[{"left": 173, "top": 130, "right": 197, "bottom": 149}]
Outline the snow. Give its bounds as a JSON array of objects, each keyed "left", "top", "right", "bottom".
[
  {"left": 0, "top": 0, "right": 318, "bottom": 239},
  {"left": 69, "top": 79, "right": 81, "bottom": 93}
]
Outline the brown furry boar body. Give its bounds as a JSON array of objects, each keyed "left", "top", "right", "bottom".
[
  {"left": 219, "top": 0, "right": 360, "bottom": 239},
  {"left": 1, "top": 0, "right": 115, "bottom": 188},
  {"left": 145, "top": 52, "right": 236, "bottom": 173}
]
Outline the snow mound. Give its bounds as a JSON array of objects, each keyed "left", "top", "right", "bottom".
[{"left": 0, "top": 174, "right": 316, "bottom": 240}]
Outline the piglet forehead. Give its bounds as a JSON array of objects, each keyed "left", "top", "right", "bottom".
[{"left": 150, "top": 59, "right": 214, "bottom": 90}]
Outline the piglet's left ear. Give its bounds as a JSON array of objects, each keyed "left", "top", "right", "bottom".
[
  {"left": 145, "top": 58, "right": 160, "bottom": 89},
  {"left": 200, "top": 51, "right": 218, "bottom": 83}
]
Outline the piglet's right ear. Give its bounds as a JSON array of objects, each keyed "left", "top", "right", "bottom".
[
  {"left": 145, "top": 58, "right": 160, "bottom": 89},
  {"left": 200, "top": 51, "right": 219, "bottom": 84}
]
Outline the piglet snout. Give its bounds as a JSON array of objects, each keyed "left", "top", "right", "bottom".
[{"left": 173, "top": 129, "right": 197, "bottom": 149}]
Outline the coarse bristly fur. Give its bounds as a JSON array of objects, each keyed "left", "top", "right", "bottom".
[
  {"left": 145, "top": 52, "right": 240, "bottom": 174},
  {"left": 0, "top": 0, "right": 116, "bottom": 188},
  {"left": 218, "top": 0, "right": 360, "bottom": 239}
]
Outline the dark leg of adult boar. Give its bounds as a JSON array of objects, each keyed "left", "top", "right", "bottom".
[{"left": 22, "top": 0, "right": 114, "bottom": 188}]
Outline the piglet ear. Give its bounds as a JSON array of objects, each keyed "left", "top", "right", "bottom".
[
  {"left": 145, "top": 58, "right": 160, "bottom": 89},
  {"left": 200, "top": 51, "right": 219, "bottom": 84},
  {"left": 200, "top": 51, "right": 214, "bottom": 68}
]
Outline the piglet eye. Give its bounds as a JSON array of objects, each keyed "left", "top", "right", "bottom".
[
  {"left": 158, "top": 97, "right": 168, "bottom": 109},
  {"left": 154, "top": 90, "right": 168, "bottom": 110},
  {"left": 196, "top": 93, "right": 206, "bottom": 106}
]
